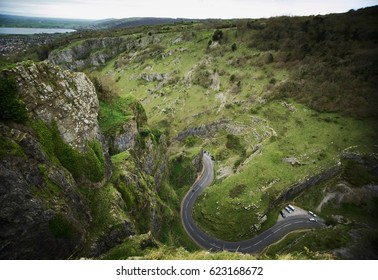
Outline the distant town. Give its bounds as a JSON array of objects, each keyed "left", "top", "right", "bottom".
[{"left": 0, "top": 33, "right": 57, "bottom": 57}]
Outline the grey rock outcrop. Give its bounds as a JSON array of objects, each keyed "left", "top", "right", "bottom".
[
  {"left": 1, "top": 60, "right": 172, "bottom": 259},
  {"left": 0, "top": 61, "right": 113, "bottom": 259},
  {"left": 89, "top": 220, "right": 135, "bottom": 257},
  {"left": 175, "top": 119, "right": 248, "bottom": 141},
  {"left": 0, "top": 123, "right": 90, "bottom": 259},
  {"left": 48, "top": 35, "right": 163, "bottom": 71},
  {"left": 271, "top": 165, "right": 342, "bottom": 208},
  {"left": 9, "top": 61, "right": 99, "bottom": 152},
  {"left": 110, "top": 119, "right": 138, "bottom": 154},
  {"left": 136, "top": 134, "right": 168, "bottom": 191},
  {"left": 48, "top": 37, "right": 130, "bottom": 71},
  {"left": 140, "top": 73, "right": 169, "bottom": 82}
]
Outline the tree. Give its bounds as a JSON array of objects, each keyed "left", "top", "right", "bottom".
[{"left": 0, "top": 76, "right": 28, "bottom": 123}]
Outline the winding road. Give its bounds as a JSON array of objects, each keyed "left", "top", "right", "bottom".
[{"left": 181, "top": 153, "right": 325, "bottom": 253}]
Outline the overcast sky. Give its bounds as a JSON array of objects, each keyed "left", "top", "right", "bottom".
[{"left": 0, "top": 0, "right": 377, "bottom": 20}]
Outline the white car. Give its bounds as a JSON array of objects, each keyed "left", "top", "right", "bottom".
[
  {"left": 308, "top": 211, "right": 317, "bottom": 217},
  {"left": 309, "top": 217, "right": 317, "bottom": 222}
]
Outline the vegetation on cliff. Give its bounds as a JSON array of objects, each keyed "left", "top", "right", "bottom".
[{"left": 1, "top": 6, "right": 377, "bottom": 260}]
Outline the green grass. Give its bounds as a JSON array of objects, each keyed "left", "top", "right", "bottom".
[
  {"left": 101, "top": 233, "right": 151, "bottom": 259},
  {"left": 0, "top": 135, "right": 26, "bottom": 158},
  {"left": 262, "top": 226, "right": 347, "bottom": 259},
  {"left": 33, "top": 11, "right": 377, "bottom": 258},
  {"left": 98, "top": 97, "right": 136, "bottom": 136},
  {"left": 31, "top": 120, "right": 105, "bottom": 182},
  {"left": 94, "top": 23, "right": 376, "bottom": 245},
  {"left": 193, "top": 101, "right": 376, "bottom": 241}
]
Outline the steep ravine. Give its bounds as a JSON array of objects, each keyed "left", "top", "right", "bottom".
[{"left": 0, "top": 61, "right": 170, "bottom": 259}]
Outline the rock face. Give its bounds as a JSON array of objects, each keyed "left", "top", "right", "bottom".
[
  {"left": 0, "top": 61, "right": 111, "bottom": 259},
  {"left": 48, "top": 35, "right": 163, "bottom": 71},
  {"left": 1, "top": 57, "right": 172, "bottom": 259},
  {"left": 48, "top": 37, "right": 130, "bottom": 71},
  {"left": 175, "top": 119, "right": 248, "bottom": 141},
  {"left": 272, "top": 165, "right": 342, "bottom": 207},
  {"left": 110, "top": 119, "right": 138, "bottom": 154},
  {"left": 0, "top": 123, "right": 90, "bottom": 259},
  {"left": 138, "top": 134, "right": 168, "bottom": 191},
  {"left": 9, "top": 61, "right": 99, "bottom": 151}
]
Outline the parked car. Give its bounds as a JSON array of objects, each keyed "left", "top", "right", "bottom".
[
  {"left": 284, "top": 206, "right": 292, "bottom": 214},
  {"left": 309, "top": 217, "right": 317, "bottom": 222},
  {"left": 280, "top": 210, "right": 286, "bottom": 218},
  {"left": 308, "top": 211, "right": 317, "bottom": 217},
  {"left": 288, "top": 204, "right": 295, "bottom": 211}
]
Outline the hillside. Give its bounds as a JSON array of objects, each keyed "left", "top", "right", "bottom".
[{"left": 1, "top": 6, "right": 377, "bottom": 260}]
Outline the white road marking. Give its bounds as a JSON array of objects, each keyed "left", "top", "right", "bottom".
[
  {"left": 274, "top": 228, "right": 281, "bottom": 233},
  {"left": 198, "top": 235, "right": 206, "bottom": 242},
  {"left": 211, "top": 243, "right": 221, "bottom": 249},
  {"left": 294, "top": 221, "right": 302, "bottom": 224},
  {"left": 188, "top": 223, "right": 193, "bottom": 231},
  {"left": 263, "top": 233, "right": 272, "bottom": 240},
  {"left": 255, "top": 240, "right": 262, "bottom": 245},
  {"left": 242, "top": 245, "right": 252, "bottom": 250},
  {"left": 283, "top": 223, "right": 292, "bottom": 228}
]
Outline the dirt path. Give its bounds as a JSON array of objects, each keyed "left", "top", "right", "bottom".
[{"left": 316, "top": 193, "right": 337, "bottom": 212}]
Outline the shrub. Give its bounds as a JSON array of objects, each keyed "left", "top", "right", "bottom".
[
  {"left": 229, "top": 184, "right": 247, "bottom": 198},
  {"left": 225, "top": 134, "right": 243, "bottom": 153},
  {"left": 89, "top": 75, "right": 118, "bottom": 103},
  {"left": 212, "top": 29, "right": 223, "bottom": 42},
  {"left": 85, "top": 140, "right": 105, "bottom": 182},
  {"left": 184, "top": 135, "right": 195, "bottom": 147},
  {"left": 168, "top": 154, "right": 196, "bottom": 188},
  {"left": 49, "top": 213, "right": 73, "bottom": 239},
  {"left": 0, "top": 75, "right": 28, "bottom": 123}
]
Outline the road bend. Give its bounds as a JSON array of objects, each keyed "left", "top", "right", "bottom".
[{"left": 180, "top": 153, "right": 325, "bottom": 254}]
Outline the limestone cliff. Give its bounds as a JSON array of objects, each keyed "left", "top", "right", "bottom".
[
  {"left": 0, "top": 61, "right": 171, "bottom": 259},
  {"left": 10, "top": 61, "right": 100, "bottom": 151},
  {"left": 48, "top": 35, "right": 162, "bottom": 71},
  {"left": 0, "top": 61, "right": 110, "bottom": 259}
]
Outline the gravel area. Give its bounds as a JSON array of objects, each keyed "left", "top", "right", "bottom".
[{"left": 277, "top": 204, "right": 316, "bottom": 221}]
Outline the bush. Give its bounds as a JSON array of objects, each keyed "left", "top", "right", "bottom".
[
  {"left": 0, "top": 76, "right": 28, "bottom": 123},
  {"left": 89, "top": 75, "right": 118, "bottom": 102},
  {"left": 168, "top": 154, "right": 196, "bottom": 188},
  {"left": 49, "top": 213, "right": 73, "bottom": 239},
  {"left": 212, "top": 29, "right": 223, "bottom": 42},
  {"left": 85, "top": 140, "right": 105, "bottom": 182},
  {"left": 185, "top": 135, "right": 196, "bottom": 147},
  {"left": 231, "top": 43, "right": 237, "bottom": 52},
  {"left": 229, "top": 184, "right": 247, "bottom": 198},
  {"left": 225, "top": 134, "right": 245, "bottom": 155}
]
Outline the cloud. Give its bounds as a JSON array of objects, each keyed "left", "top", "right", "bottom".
[{"left": 0, "top": 0, "right": 376, "bottom": 19}]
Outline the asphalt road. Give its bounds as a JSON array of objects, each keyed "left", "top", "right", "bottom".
[{"left": 181, "top": 153, "right": 325, "bottom": 253}]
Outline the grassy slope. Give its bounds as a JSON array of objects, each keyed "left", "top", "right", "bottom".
[{"left": 83, "top": 8, "right": 378, "bottom": 258}]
